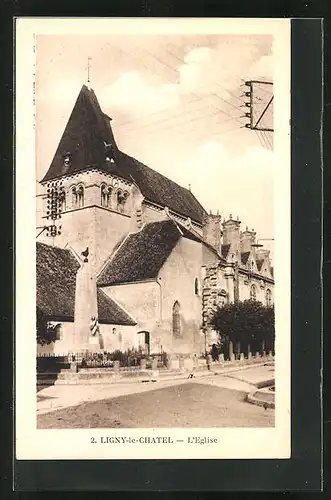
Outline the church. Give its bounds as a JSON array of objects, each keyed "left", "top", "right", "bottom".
[{"left": 36, "top": 84, "right": 274, "bottom": 357}]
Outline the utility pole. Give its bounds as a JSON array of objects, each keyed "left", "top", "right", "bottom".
[{"left": 241, "top": 80, "right": 274, "bottom": 133}]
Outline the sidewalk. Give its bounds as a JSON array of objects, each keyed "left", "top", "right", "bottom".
[{"left": 37, "top": 362, "right": 274, "bottom": 415}]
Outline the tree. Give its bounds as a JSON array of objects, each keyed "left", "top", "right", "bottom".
[
  {"left": 36, "top": 308, "right": 57, "bottom": 345},
  {"left": 210, "top": 300, "right": 275, "bottom": 354}
]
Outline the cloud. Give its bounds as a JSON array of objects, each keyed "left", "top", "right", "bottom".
[
  {"left": 99, "top": 71, "right": 180, "bottom": 117},
  {"left": 99, "top": 38, "right": 272, "bottom": 117}
]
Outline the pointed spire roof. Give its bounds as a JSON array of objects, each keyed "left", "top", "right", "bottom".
[
  {"left": 41, "top": 85, "right": 119, "bottom": 182},
  {"left": 41, "top": 84, "right": 207, "bottom": 224}
]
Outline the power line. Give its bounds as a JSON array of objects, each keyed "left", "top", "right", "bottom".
[
  {"left": 252, "top": 109, "right": 270, "bottom": 150},
  {"left": 105, "top": 41, "right": 245, "bottom": 138},
  {"left": 116, "top": 100, "right": 228, "bottom": 135},
  {"left": 121, "top": 113, "right": 241, "bottom": 140},
  {"left": 163, "top": 46, "right": 245, "bottom": 122},
  {"left": 189, "top": 122, "right": 245, "bottom": 143},
  {"left": 137, "top": 44, "right": 244, "bottom": 125},
  {"left": 115, "top": 95, "right": 202, "bottom": 128}
]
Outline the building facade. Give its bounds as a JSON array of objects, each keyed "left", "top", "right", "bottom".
[{"left": 36, "top": 84, "right": 274, "bottom": 357}]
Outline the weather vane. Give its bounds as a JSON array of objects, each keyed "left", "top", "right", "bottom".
[{"left": 87, "top": 56, "right": 92, "bottom": 84}]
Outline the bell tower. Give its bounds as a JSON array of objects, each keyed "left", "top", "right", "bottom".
[{"left": 38, "top": 84, "right": 144, "bottom": 274}]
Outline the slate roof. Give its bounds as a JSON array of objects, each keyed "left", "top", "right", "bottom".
[
  {"left": 97, "top": 220, "right": 181, "bottom": 286},
  {"left": 256, "top": 259, "right": 264, "bottom": 272},
  {"left": 97, "top": 288, "right": 136, "bottom": 325},
  {"left": 36, "top": 242, "right": 135, "bottom": 325},
  {"left": 114, "top": 150, "right": 207, "bottom": 224},
  {"left": 241, "top": 252, "right": 251, "bottom": 265},
  {"left": 41, "top": 85, "right": 207, "bottom": 224},
  {"left": 98, "top": 218, "right": 223, "bottom": 287},
  {"left": 221, "top": 244, "right": 230, "bottom": 259}
]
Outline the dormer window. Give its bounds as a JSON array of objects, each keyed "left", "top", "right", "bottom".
[
  {"left": 101, "top": 184, "right": 112, "bottom": 208},
  {"left": 63, "top": 152, "right": 71, "bottom": 168}
]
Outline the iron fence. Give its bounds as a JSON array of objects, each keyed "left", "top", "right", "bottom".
[{"left": 37, "top": 349, "right": 168, "bottom": 372}]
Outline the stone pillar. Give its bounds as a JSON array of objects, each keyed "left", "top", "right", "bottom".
[
  {"left": 140, "top": 359, "right": 147, "bottom": 370},
  {"left": 152, "top": 358, "right": 158, "bottom": 371},
  {"left": 224, "top": 265, "right": 235, "bottom": 303},
  {"left": 235, "top": 341, "right": 241, "bottom": 360},
  {"left": 74, "top": 260, "right": 98, "bottom": 350},
  {"left": 229, "top": 341, "right": 234, "bottom": 361}
]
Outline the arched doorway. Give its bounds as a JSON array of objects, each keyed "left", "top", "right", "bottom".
[{"left": 137, "top": 330, "right": 150, "bottom": 355}]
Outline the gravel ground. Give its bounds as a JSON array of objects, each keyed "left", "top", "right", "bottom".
[{"left": 37, "top": 382, "right": 275, "bottom": 429}]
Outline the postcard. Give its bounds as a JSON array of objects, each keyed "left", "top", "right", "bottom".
[{"left": 15, "top": 17, "right": 291, "bottom": 460}]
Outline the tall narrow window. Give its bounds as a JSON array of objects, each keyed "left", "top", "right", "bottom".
[
  {"left": 250, "top": 284, "right": 257, "bottom": 301},
  {"left": 266, "top": 288, "right": 272, "bottom": 306},
  {"left": 58, "top": 188, "right": 66, "bottom": 213},
  {"left": 117, "top": 189, "right": 129, "bottom": 213},
  {"left": 55, "top": 323, "right": 63, "bottom": 341},
  {"left": 172, "top": 301, "right": 181, "bottom": 338},
  {"left": 101, "top": 184, "right": 112, "bottom": 208},
  {"left": 194, "top": 277, "right": 199, "bottom": 295},
  {"left": 72, "top": 186, "right": 77, "bottom": 207},
  {"left": 77, "top": 185, "right": 84, "bottom": 208}
]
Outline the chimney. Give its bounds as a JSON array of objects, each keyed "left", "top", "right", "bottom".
[
  {"left": 202, "top": 211, "right": 222, "bottom": 253},
  {"left": 240, "top": 226, "right": 257, "bottom": 253},
  {"left": 222, "top": 214, "right": 241, "bottom": 256}
]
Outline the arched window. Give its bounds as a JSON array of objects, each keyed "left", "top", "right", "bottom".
[
  {"left": 101, "top": 184, "right": 112, "bottom": 208},
  {"left": 117, "top": 189, "right": 129, "bottom": 212},
  {"left": 172, "top": 301, "right": 181, "bottom": 338},
  {"left": 54, "top": 323, "right": 63, "bottom": 341},
  {"left": 72, "top": 186, "right": 77, "bottom": 207},
  {"left": 250, "top": 284, "right": 257, "bottom": 301},
  {"left": 219, "top": 289, "right": 228, "bottom": 307},
  {"left": 194, "top": 277, "right": 199, "bottom": 296},
  {"left": 77, "top": 185, "right": 84, "bottom": 208},
  {"left": 266, "top": 288, "right": 272, "bottom": 306}
]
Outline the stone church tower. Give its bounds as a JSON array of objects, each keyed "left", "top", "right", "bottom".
[{"left": 38, "top": 85, "right": 144, "bottom": 348}]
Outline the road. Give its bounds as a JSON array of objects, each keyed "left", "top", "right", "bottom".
[{"left": 37, "top": 365, "right": 275, "bottom": 429}]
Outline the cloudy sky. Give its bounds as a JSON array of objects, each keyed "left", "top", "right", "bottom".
[{"left": 36, "top": 33, "right": 274, "bottom": 253}]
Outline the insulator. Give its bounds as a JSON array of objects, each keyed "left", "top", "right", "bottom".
[
  {"left": 244, "top": 91, "right": 251, "bottom": 97},
  {"left": 244, "top": 112, "right": 251, "bottom": 118},
  {"left": 245, "top": 103, "right": 251, "bottom": 107},
  {"left": 58, "top": 231, "right": 61, "bottom": 235},
  {"left": 245, "top": 124, "right": 251, "bottom": 128}
]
